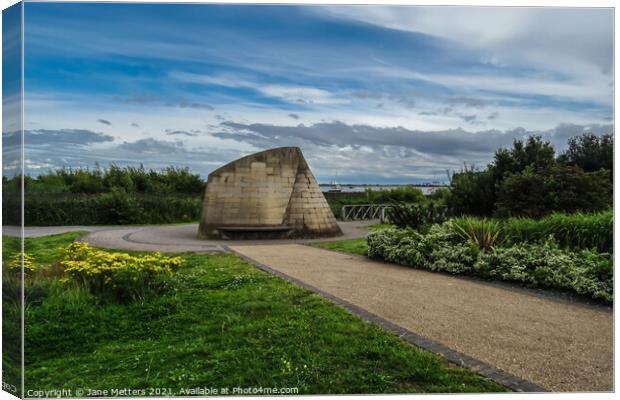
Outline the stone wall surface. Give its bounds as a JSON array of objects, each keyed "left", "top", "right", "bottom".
[{"left": 198, "top": 147, "right": 342, "bottom": 239}]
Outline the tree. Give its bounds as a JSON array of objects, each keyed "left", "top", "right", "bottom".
[
  {"left": 448, "top": 166, "right": 496, "bottom": 216},
  {"left": 494, "top": 166, "right": 547, "bottom": 218},
  {"left": 496, "top": 164, "right": 611, "bottom": 218},
  {"left": 492, "top": 135, "right": 556, "bottom": 181},
  {"left": 558, "top": 133, "right": 613, "bottom": 176}
]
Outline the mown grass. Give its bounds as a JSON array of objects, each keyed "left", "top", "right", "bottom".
[
  {"left": 314, "top": 239, "right": 368, "bottom": 256},
  {"left": 313, "top": 224, "right": 392, "bottom": 256},
  {"left": 3, "top": 233, "right": 506, "bottom": 394}
]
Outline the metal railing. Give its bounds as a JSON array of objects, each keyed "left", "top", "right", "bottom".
[{"left": 341, "top": 204, "right": 392, "bottom": 222}]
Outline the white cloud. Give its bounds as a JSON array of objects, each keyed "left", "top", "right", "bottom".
[
  {"left": 320, "top": 6, "right": 612, "bottom": 76},
  {"left": 169, "top": 71, "right": 344, "bottom": 105}
]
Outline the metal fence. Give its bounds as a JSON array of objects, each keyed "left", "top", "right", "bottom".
[{"left": 340, "top": 204, "right": 392, "bottom": 222}]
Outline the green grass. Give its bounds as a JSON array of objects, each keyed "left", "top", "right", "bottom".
[
  {"left": 3, "top": 231, "right": 85, "bottom": 264},
  {"left": 4, "top": 232, "right": 506, "bottom": 395},
  {"left": 314, "top": 238, "right": 368, "bottom": 256},
  {"left": 313, "top": 224, "right": 392, "bottom": 256},
  {"left": 501, "top": 210, "right": 613, "bottom": 253}
]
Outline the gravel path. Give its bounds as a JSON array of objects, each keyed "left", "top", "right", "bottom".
[
  {"left": 3, "top": 221, "right": 373, "bottom": 252},
  {"left": 3, "top": 225, "right": 128, "bottom": 238},
  {"left": 230, "top": 244, "right": 613, "bottom": 392}
]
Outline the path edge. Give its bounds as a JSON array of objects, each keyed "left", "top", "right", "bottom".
[{"left": 226, "top": 246, "right": 549, "bottom": 394}]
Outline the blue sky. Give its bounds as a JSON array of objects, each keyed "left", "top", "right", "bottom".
[{"left": 3, "top": 3, "right": 614, "bottom": 182}]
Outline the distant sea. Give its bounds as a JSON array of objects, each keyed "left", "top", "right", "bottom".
[{"left": 319, "top": 184, "right": 447, "bottom": 195}]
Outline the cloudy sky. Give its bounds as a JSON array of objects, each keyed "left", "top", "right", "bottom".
[{"left": 3, "top": 3, "right": 614, "bottom": 183}]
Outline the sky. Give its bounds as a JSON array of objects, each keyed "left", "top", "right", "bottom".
[{"left": 2, "top": 3, "right": 614, "bottom": 183}]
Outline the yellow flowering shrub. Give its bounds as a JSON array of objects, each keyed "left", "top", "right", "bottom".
[
  {"left": 8, "top": 252, "right": 36, "bottom": 274},
  {"left": 60, "top": 241, "right": 183, "bottom": 300}
]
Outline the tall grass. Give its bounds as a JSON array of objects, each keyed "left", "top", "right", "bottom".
[
  {"left": 502, "top": 210, "right": 613, "bottom": 253},
  {"left": 449, "top": 210, "right": 612, "bottom": 253}
]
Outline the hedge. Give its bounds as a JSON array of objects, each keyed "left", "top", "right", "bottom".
[{"left": 367, "top": 225, "right": 612, "bottom": 302}]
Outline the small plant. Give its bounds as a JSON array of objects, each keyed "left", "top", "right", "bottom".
[
  {"left": 60, "top": 241, "right": 183, "bottom": 300},
  {"left": 386, "top": 201, "right": 447, "bottom": 232},
  {"left": 8, "top": 252, "right": 36, "bottom": 274},
  {"left": 451, "top": 217, "right": 503, "bottom": 250}
]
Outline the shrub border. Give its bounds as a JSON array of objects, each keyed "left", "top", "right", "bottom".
[{"left": 226, "top": 246, "right": 548, "bottom": 393}]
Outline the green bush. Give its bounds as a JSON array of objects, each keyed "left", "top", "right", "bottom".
[
  {"left": 3, "top": 192, "right": 202, "bottom": 226},
  {"left": 496, "top": 164, "right": 611, "bottom": 218},
  {"left": 386, "top": 201, "right": 447, "bottom": 232},
  {"left": 368, "top": 187, "right": 425, "bottom": 203},
  {"left": 60, "top": 241, "right": 184, "bottom": 301},
  {"left": 447, "top": 167, "right": 496, "bottom": 216},
  {"left": 474, "top": 241, "right": 612, "bottom": 302},
  {"left": 426, "top": 187, "right": 451, "bottom": 205},
  {"left": 3, "top": 165, "right": 206, "bottom": 225},
  {"left": 367, "top": 224, "right": 460, "bottom": 268},
  {"left": 367, "top": 226, "right": 612, "bottom": 302},
  {"left": 428, "top": 243, "right": 480, "bottom": 274},
  {"left": 14, "top": 164, "right": 206, "bottom": 195}
]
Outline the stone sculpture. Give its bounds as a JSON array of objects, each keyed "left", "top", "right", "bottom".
[{"left": 198, "top": 147, "right": 343, "bottom": 239}]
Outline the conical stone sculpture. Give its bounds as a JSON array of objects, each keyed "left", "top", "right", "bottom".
[{"left": 198, "top": 147, "right": 343, "bottom": 239}]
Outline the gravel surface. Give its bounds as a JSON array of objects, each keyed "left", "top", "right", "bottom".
[
  {"left": 3, "top": 221, "right": 372, "bottom": 252},
  {"left": 230, "top": 244, "right": 613, "bottom": 392}
]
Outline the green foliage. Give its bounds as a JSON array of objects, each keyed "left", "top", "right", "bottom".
[
  {"left": 474, "top": 241, "right": 612, "bottom": 302},
  {"left": 367, "top": 224, "right": 460, "bottom": 267},
  {"left": 12, "top": 233, "right": 504, "bottom": 394},
  {"left": 451, "top": 217, "right": 503, "bottom": 250},
  {"left": 558, "top": 133, "right": 613, "bottom": 176},
  {"left": 3, "top": 192, "right": 202, "bottom": 225},
  {"left": 16, "top": 164, "right": 205, "bottom": 195},
  {"left": 426, "top": 187, "right": 451, "bottom": 205},
  {"left": 447, "top": 133, "right": 613, "bottom": 217},
  {"left": 367, "top": 225, "right": 612, "bottom": 302},
  {"left": 4, "top": 165, "right": 206, "bottom": 226},
  {"left": 314, "top": 224, "right": 394, "bottom": 256},
  {"left": 447, "top": 167, "right": 496, "bottom": 216},
  {"left": 502, "top": 210, "right": 613, "bottom": 253},
  {"left": 2, "top": 232, "right": 23, "bottom": 395},
  {"left": 314, "top": 238, "right": 368, "bottom": 256},
  {"left": 60, "top": 242, "right": 184, "bottom": 301},
  {"left": 492, "top": 135, "right": 555, "bottom": 180},
  {"left": 386, "top": 201, "right": 448, "bottom": 232},
  {"left": 496, "top": 164, "right": 611, "bottom": 218},
  {"left": 368, "top": 187, "right": 425, "bottom": 203}
]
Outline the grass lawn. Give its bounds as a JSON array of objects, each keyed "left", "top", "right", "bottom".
[
  {"left": 313, "top": 238, "right": 368, "bottom": 256},
  {"left": 313, "top": 223, "right": 392, "bottom": 256},
  {"left": 3, "top": 232, "right": 505, "bottom": 395}
]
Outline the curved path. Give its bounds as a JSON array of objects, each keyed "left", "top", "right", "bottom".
[
  {"left": 4, "top": 221, "right": 372, "bottom": 251},
  {"left": 5, "top": 222, "right": 613, "bottom": 392},
  {"left": 80, "top": 221, "right": 371, "bottom": 252}
]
